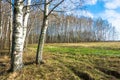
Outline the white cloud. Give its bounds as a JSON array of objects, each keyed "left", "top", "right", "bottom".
[
  {"left": 104, "top": 0, "right": 120, "bottom": 9},
  {"left": 66, "top": 10, "right": 94, "bottom": 18},
  {"left": 84, "top": 0, "right": 97, "bottom": 5},
  {"left": 99, "top": 10, "right": 120, "bottom": 28},
  {"left": 80, "top": 11, "right": 94, "bottom": 18}
]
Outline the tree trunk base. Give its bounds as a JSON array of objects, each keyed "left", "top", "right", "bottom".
[
  {"left": 36, "top": 60, "right": 45, "bottom": 65},
  {"left": 9, "top": 64, "right": 24, "bottom": 72}
]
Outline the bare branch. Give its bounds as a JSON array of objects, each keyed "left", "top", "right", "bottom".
[{"left": 47, "top": 0, "right": 64, "bottom": 16}]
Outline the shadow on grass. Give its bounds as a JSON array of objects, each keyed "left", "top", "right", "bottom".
[
  {"left": 0, "top": 62, "right": 6, "bottom": 67},
  {"left": 0, "top": 64, "right": 10, "bottom": 76},
  {"left": 24, "top": 61, "right": 35, "bottom": 65},
  {"left": 96, "top": 67, "right": 120, "bottom": 79},
  {"left": 0, "top": 70, "right": 6, "bottom": 76},
  {"left": 24, "top": 61, "right": 45, "bottom": 66},
  {"left": 66, "top": 65, "right": 95, "bottom": 80},
  {"left": 0, "top": 61, "right": 36, "bottom": 76}
]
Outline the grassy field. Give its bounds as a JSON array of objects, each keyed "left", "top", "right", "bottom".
[{"left": 0, "top": 42, "right": 120, "bottom": 80}]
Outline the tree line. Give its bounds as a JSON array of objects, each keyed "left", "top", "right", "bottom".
[{"left": 27, "top": 13, "right": 116, "bottom": 44}]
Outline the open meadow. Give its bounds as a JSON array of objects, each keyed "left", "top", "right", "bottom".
[{"left": 0, "top": 42, "right": 120, "bottom": 80}]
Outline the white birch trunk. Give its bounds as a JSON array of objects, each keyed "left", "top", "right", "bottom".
[
  {"left": 23, "top": 0, "right": 31, "bottom": 47},
  {"left": 10, "top": 0, "right": 24, "bottom": 71},
  {"left": 36, "top": 0, "right": 49, "bottom": 64},
  {"left": 0, "top": 0, "right": 2, "bottom": 39}
]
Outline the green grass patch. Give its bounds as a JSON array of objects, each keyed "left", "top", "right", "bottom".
[{"left": 44, "top": 45, "right": 120, "bottom": 56}]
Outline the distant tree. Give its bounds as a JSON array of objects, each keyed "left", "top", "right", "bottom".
[
  {"left": 9, "top": 0, "right": 13, "bottom": 53},
  {"left": 0, "top": 0, "right": 2, "bottom": 49}
]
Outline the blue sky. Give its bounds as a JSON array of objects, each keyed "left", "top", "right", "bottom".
[{"left": 85, "top": 0, "right": 105, "bottom": 14}]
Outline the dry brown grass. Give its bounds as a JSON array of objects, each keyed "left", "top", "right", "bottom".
[
  {"left": 46, "top": 42, "right": 120, "bottom": 48},
  {"left": 0, "top": 42, "right": 120, "bottom": 80}
]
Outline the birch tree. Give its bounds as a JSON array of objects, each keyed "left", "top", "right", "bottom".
[
  {"left": 10, "top": 0, "right": 24, "bottom": 71},
  {"left": 23, "top": 0, "right": 31, "bottom": 49},
  {"left": 10, "top": 0, "right": 31, "bottom": 72},
  {"left": 0, "top": 0, "right": 1, "bottom": 39},
  {"left": 36, "top": 0, "right": 64, "bottom": 64},
  {"left": 36, "top": 0, "right": 49, "bottom": 64}
]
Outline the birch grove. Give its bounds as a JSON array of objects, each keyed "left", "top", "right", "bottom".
[
  {"left": 26, "top": 13, "right": 116, "bottom": 43},
  {"left": 0, "top": 0, "right": 117, "bottom": 72}
]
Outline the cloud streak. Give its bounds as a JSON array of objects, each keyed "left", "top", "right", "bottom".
[
  {"left": 104, "top": 0, "right": 120, "bottom": 9},
  {"left": 66, "top": 10, "right": 93, "bottom": 18},
  {"left": 84, "top": 0, "right": 97, "bottom": 5}
]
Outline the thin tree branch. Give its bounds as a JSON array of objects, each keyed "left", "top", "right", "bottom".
[{"left": 47, "top": 0, "right": 64, "bottom": 16}]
